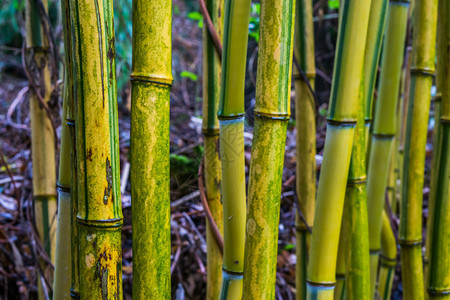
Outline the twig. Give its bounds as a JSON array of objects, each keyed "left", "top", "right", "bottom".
[
  {"left": 198, "top": 0, "right": 223, "bottom": 61},
  {"left": 170, "top": 190, "right": 200, "bottom": 208},
  {"left": 291, "top": 191, "right": 313, "bottom": 234},
  {"left": 198, "top": 161, "right": 224, "bottom": 254}
]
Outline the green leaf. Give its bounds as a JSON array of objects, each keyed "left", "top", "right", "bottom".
[
  {"left": 187, "top": 11, "right": 203, "bottom": 21},
  {"left": 284, "top": 244, "right": 295, "bottom": 251},
  {"left": 198, "top": 19, "right": 203, "bottom": 28},
  {"left": 328, "top": 0, "right": 339, "bottom": 9},
  {"left": 180, "top": 70, "right": 198, "bottom": 81}
]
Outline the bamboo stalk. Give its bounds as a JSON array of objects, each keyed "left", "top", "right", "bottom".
[
  {"left": 71, "top": 0, "right": 123, "bottom": 297},
  {"left": 217, "top": 0, "right": 251, "bottom": 298},
  {"left": 306, "top": 0, "right": 372, "bottom": 298},
  {"left": 426, "top": 1, "right": 450, "bottom": 298},
  {"left": 242, "top": 0, "right": 294, "bottom": 297},
  {"left": 378, "top": 211, "right": 397, "bottom": 300},
  {"left": 130, "top": 0, "right": 172, "bottom": 298},
  {"left": 366, "top": 1, "right": 409, "bottom": 298},
  {"left": 201, "top": 0, "right": 224, "bottom": 298},
  {"left": 53, "top": 60, "right": 72, "bottom": 300},
  {"left": 293, "top": 0, "right": 316, "bottom": 298},
  {"left": 53, "top": 0, "right": 74, "bottom": 297},
  {"left": 334, "top": 226, "right": 346, "bottom": 300},
  {"left": 25, "top": 0, "right": 57, "bottom": 296},
  {"left": 342, "top": 75, "right": 371, "bottom": 300},
  {"left": 363, "top": 0, "right": 389, "bottom": 145},
  {"left": 400, "top": 0, "right": 438, "bottom": 298},
  {"left": 65, "top": 0, "right": 79, "bottom": 297},
  {"left": 424, "top": 0, "right": 444, "bottom": 289}
]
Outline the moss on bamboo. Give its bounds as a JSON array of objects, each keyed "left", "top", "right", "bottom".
[
  {"left": 306, "top": 0, "right": 371, "bottom": 297},
  {"left": 72, "top": 0, "right": 123, "bottom": 297},
  {"left": 130, "top": 0, "right": 172, "bottom": 298},
  {"left": 293, "top": 0, "right": 316, "bottom": 298}
]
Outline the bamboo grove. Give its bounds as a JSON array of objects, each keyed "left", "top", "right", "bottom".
[{"left": 17, "top": 0, "right": 449, "bottom": 298}]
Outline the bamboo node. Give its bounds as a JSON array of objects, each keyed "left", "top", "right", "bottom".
[
  {"left": 76, "top": 217, "right": 123, "bottom": 229},
  {"left": 56, "top": 183, "right": 71, "bottom": 193},
  {"left": 398, "top": 239, "right": 422, "bottom": 246},
  {"left": 130, "top": 73, "right": 173, "bottom": 87},
  {"left": 410, "top": 67, "right": 435, "bottom": 77},
  {"left": 306, "top": 280, "right": 336, "bottom": 287},
  {"left": 254, "top": 112, "right": 290, "bottom": 121}
]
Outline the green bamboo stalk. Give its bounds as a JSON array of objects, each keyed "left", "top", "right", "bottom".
[
  {"left": 334, "top": 226, "right": 346, "bottom": 300},
  {"left": 53, "top": 0, "right": 74, "bottom": 297},
  {"left": 426, "top": 1, "right": 450, "bottom": 297},
  {"left": 424, "top": 0, "right": 444, "bottom": 288},
  {"left": 306, "top": 0, "right": 372, "bottom": 298},
  {"left": 217, "top": 0, "right": 251, "bottom": 298},
  {"left": 343, "top": 76, "right": 370, "bottom": 300},
  {"left": 71, "top": 0, "right": 123, "bottom": 297},
  {"left": 242, "top": 0, "right": 294, "bottom": 297},
  {"left": 400, "top": 0, "right": 438, "bottom": 297},
  {"left": 130, "top": 0, "right": 172, "bottom": 298},
  {"left": 378, "top": 211, "right": 397, "bottom": 300},
  {"left": 25, "top": 1, "right": 57, "bottom": 297},
  {"left": 363, "top": 0, "right": 389, "bottom": 145},
  {"left": 293, "top": 0, "right": 316, "bottom": 298},
  {"left": 366, "top": 1, "right": 409, "bottom": 298},
  {"left": 53, "top": 59, "right": 72, "bottom": 300},
  {"left": 201, "top": 0, "right": 224, "bottom": 298},
  {"left": 66, "top": 0, "right": 79, "bottom": 297}
]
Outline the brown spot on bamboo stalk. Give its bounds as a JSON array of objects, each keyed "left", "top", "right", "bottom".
[{"left": 104, "top": 158, "right": 113, "bottom": 204}]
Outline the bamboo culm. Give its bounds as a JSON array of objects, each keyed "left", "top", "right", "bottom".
[
  {"left": 293, "top": 0, "right": 316, "bottom": 298},
  {"left": 366, "top": 1, "right": 409, "bottom": 298},
  {"left": 400, "top": 0, "right": 438, "bottom": 298},
  {"left": 201, "top": 0, "right": 224, "bottom": 298},
  {"left": 71, "top": 0, "right": 123, "bottom": 297},
  {"left": 242, "top": 0, "right": 295, "bottom": 297},
  {"left": 426, "top": 0, "right": 450, "bottom": 297},
  {"left": 217, "top": 0, "right": 251, "bottom": 298},
  {"left": 130, "top": 0, "right": 173, "bottom": 298},
  {"left": 306, "top": 0, "right": 372, "bottom": 298}
]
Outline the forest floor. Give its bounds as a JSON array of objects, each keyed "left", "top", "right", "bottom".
[{"left": 0, "top": 1, "right": 435, "bottom": 298}]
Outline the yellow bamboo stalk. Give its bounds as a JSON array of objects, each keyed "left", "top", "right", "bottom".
[
  {"left": 242, "top": 0, "right": 294, "bottom": 297},
  {"left": 130, "top": 0, "right": 172, "bottom": 297},
  {"left": 25, "top": 0, "right": 57, "bottom": 296},
  {"left": 71, "top": 0, "right": 123, "bottom": 297},
  {"left": 218, "top": 0, "right": 251, "bottom": 298},
  {"left": 306, "top": 0, "right": 372, "bottom": 298}
]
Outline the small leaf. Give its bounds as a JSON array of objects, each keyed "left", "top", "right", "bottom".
[
  {"left": 187, "top": 11, "right": 203, "bottom": 21},
  {"left": 180, "top": 70, "right": 198, "bottom": 81},
  {"left": 328, "top": 0, "right": 339, "bottom": 9},
  {"left": 284, "top": 244, "right": 295, "bottom": 251}
]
